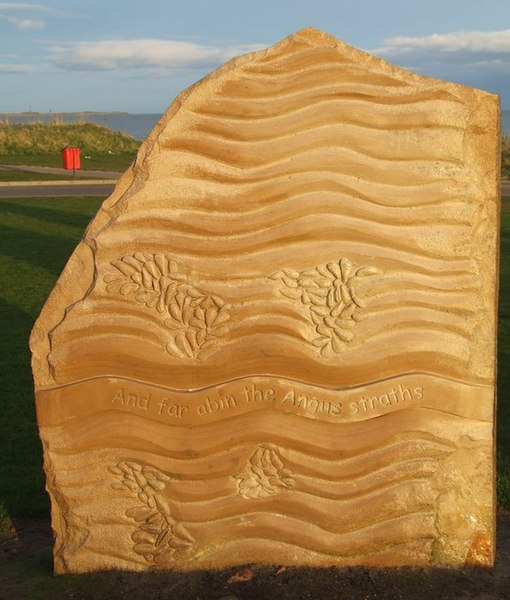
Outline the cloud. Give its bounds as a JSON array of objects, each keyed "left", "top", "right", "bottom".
[
  {"left": 377, "top": 30, "right": 510, "bottom": 53},
  {"left": 48, "top": 39, "right": 265, "bottom": 71},
  {"left": 0, "top": 15, "right": 44, "bottom": 29},
  {"left": 0, "top": 3, "right": 72, "bottom": 30},
  {"left": 374, "top": 29, "right": 510, "bottom": 67},
  {"left": 0, "top": 2, "right": 61, "bottom": 13},
  {"left": 0, "top": 63, "right": 34, "bottom": 73}
]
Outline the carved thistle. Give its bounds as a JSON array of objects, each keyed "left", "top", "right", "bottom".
[
  {"left": 104, "top": 254, "right": 230, "bottom": 360},
  {"left": 109, "top": 461, "right": 195, "bottom": 564},
  {"left": 233, "top": 445, "right": 295, "bottom": 499},
  {"left": 272, "top": 258, "right": 381, "bottom": 357}
]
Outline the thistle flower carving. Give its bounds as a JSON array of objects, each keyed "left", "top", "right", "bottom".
[
  {"left": 272, "top": 258, "right": 381, "bottom": 357},
  {"left": 233, "top": 445, "right": 295, "bottom": 499},
  {"left": 104, "top": 253, "right": 230, "bottom": 360},
  {"left": 109, "top": 461, "right": 195, "bottom": 565}
]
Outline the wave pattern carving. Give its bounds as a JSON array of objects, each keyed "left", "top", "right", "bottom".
[
  {"left": 272, "top": 258, "right": 381, "bottom": 357},
  {"left": 105, "top": 254, "right": 231, "bottom": 360}
]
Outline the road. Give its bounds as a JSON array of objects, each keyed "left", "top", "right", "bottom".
[{"left": 0, "top": 183, "right": 116, "bottom": 198}]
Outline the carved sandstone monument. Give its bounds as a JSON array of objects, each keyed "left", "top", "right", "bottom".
[{"left": 30, "top": 28, "right": 500, "bottom": 573}]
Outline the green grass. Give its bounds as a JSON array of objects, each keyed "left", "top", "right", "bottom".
[
  {"left": 503, "top": 135, "right": 510, "bottom": 179},
  {"left": 0, "top": 196, "right": 103, "bottom": 521},
  {"left": 0, "top": 151, "right": 135, "bottom": 172},
  {"left": 0, "top": 169, "right": 72, "bottom": 182},
  {"left": 0, "top": 195, "right": 508, "bottom": 531},
  {"left": 497, "top": 196, "right": 510, "bottom": 506}
]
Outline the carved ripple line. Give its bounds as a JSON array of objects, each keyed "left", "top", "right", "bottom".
[
  {"left": 193, "top": 87, "right": 466, "bottom": 117},
  {"left": 241, "top": 55, "right": 413, "bottom": 80},
  {"left": 193, "top": 117, "right": 464, "bottom": 147},
  {"left": 162, "top": 470, "right": 437, "bottom": 506},
  {"left": 115, "top": 211, "right": 471, "bottom": 239},
  {"left": 367, "top": 301, "right": 478, "bottom": 317},
  {"left": 46, "top": 441, "right": 451, "bottom": 484},
  {"left": 374, "top": 280, "right": 479, "bottom": 294},
  {"left": 192, "top": 109, "right": 464, "bottom": 137},
  {"left": 190, "top": 94, "right": 466, "bottom": 124},
  {"left": 85, "top": 518, "right": 435, "bottom": 561},
  {"left": 119, "top": 198, "right": 474, "bottom": 228},
  {"left": 190, "top": 535, "right": 435, "bottom": 562},
  {"left": 47, "top": 437, "right": 448, "bottom": 465},
  {"left": 44, "top": 410, "right": 459, "bottom": 459},
  {"left": 50, "top": 324, "right": 164, "bottom": 347},
  {"left": 104, "top": 232, "right": 472, "bottom": 267},
  {"left": 171, "top": 490, "right": 434, "bottom": 534},
  {"left": 177, "top": 508, "right": 436, "bottom": 540},
  {"left": 39, "top": 370, "right": 491, "bottom": 394},
  {"left": 239, "top": 60, "right": 413, "bottom": 86},
  {"left": 240, "top": 58, "right": 463, "bottom": 104},
  {"left": 361, "top": 320, "right": 472, "bottom": 344},
  {"left": 161, "top": 147, "right": 459, "bottom": 188},
  {"left": 164, "top": 172, "right": 464, "bottom": 201},
  {"left": 248, "top": 44, "right": 409, "bottom": 74},
  {"left": 164, "top": 133, "right": 462, "bottom": 167},
  {"left": 217, "top": 80, "right": 465, "bottom": 106}
]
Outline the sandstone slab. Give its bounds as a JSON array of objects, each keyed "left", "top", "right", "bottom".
[{"left": 30, "top": 28, "right": 500, "bottom": 573}]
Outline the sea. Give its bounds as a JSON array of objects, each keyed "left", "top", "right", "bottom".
[{"left": 2, "top": 110, "right": 510, "bottom": 140}]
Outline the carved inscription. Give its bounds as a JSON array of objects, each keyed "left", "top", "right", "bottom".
[
  {"left": 349, "top": 384, "right": 424, "bottom": 415},
  {"left": 104, "top": 253, "right": 230, "bottom": 360},
  {"left": 110, "top": 380, "right": 426, "bottom": 423},
  {"left": 233, "top": 445, "right": 295, "bottom": 499},
  {"left": 109, "top": 461, "right": 195, "bottom": 564},
  {"left": 271, "top": 258, "right": 381, "bottom": 357}
]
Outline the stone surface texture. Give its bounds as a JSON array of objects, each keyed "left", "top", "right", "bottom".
[{"left": 30, "top": 28, "right": 500, "bottom": 574}]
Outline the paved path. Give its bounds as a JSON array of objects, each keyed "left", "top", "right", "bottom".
[
  {"left": 0, "top": 182, "right": 116, "bottom": 198},
  {"left": 0, "top": 163, "right": 122, "bottom": 179}
]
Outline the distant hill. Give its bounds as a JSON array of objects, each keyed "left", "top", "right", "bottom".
[{"left": 0, "top": 121, "right": 140, "bottom": 155}]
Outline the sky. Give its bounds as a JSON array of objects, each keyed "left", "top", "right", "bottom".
[{"left": 1, "top": 0, "right": 510, "bottom": 113}]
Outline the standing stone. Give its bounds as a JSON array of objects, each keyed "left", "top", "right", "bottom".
[{"left": 31, "top": 28, "right": 500, "bottom": 573}]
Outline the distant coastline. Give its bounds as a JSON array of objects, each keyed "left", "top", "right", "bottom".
[{"left": 0, "top": 111, "right": 129, "bottom": 118}]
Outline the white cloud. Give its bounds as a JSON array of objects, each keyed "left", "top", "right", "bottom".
[
  {"left": 373, "top": 29, "right": 510, "bottom": 69},
  {"left": 0, "top": 2, "right": 72, "bottom": 30},
  {"left": 376, "top": 30, "right": 510, "bottom": 55},
  {"left": 48, "top": 39, "right": 265, "bottom": 71},
  {"left": 0, "top": 63, "right": 33, "bottom": 73},
  {"left": 0, "top": 3, "right": 60, "bottom": 13},
  {"left": 1, "top": 14, "right": 44, "bottom": 29}
]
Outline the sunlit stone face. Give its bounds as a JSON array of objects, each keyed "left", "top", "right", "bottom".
[{"left": 31, "top": 27, "right": 500, "bottom": 574}]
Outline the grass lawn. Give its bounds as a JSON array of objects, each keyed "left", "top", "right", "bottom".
[
  {"left": 0, "top": 152, "right": 135, "bottom": 172},
  {"left": 0, "top": 196, "right": 103, "bottom": 522},
  {"left": 498, "top": 196, "right": 510, "bottom": 505},
  {"left": 0, "top": 169, "right": 72, "bottom": 182},
  {"left": 0, "top": 195, "right": 508, "bottom": 526}
]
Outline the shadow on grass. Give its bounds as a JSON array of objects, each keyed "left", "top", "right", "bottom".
[
  {"left": 0, "top": 198, "right": 103, "bottom": 519},
  {"left": 0, "top": 298, "right": 47, "bottom": 518},
  {"left": 0, "top": 199, "right": 98, "bottom": 239}
]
